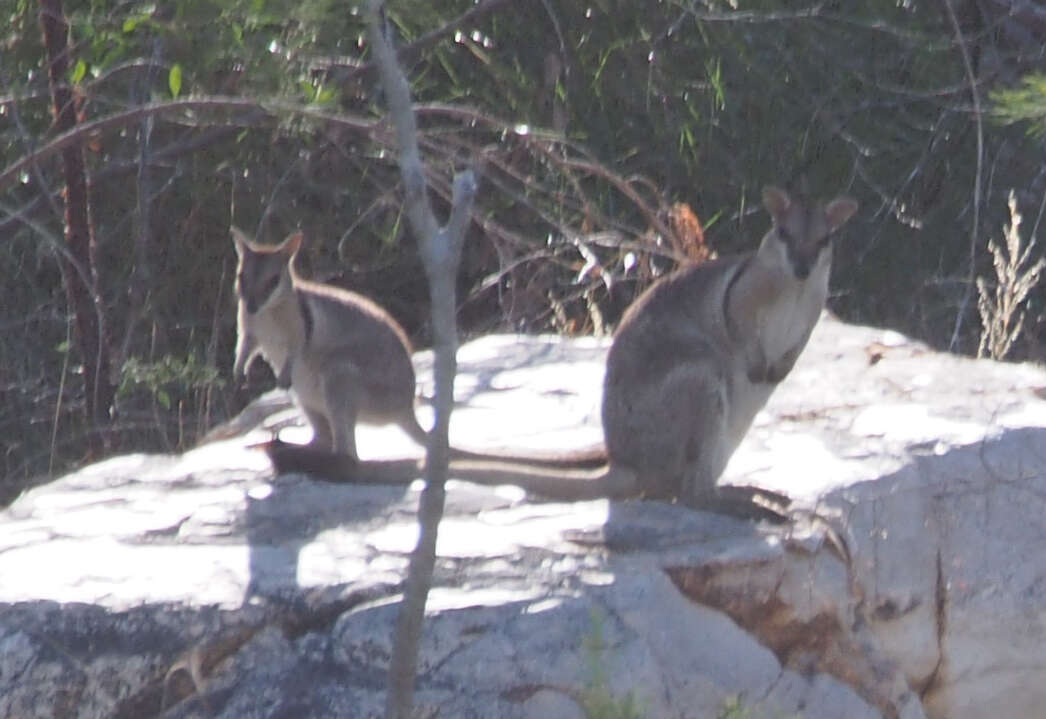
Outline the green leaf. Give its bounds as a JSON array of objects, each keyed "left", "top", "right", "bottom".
[
  {"left": 315, "top": 86, "right": 335, "bottom": 105},
  {"left": 122, "top": 17, "right": 138, "bottom": 33},
  {"left": 70, "top": 59, "right": 87, "bottom": 85},
  {"left": 168, "top": 63, "right": 183, "bottom": 98}
]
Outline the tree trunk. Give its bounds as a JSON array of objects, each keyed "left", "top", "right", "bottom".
[
  {"left": 38, "top": 0, "right": 114, "bottom": 454},
  {"left": 363, "top": 3, "right": 476, "bottom": 717}
]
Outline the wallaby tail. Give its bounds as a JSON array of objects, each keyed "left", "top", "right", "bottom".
[
  {"left": 252, "top": 438, "right": 420, "bottom": 484},
  {"left": 252, "top": 438, "right": 632, "bottom": 501},
  {"left": 447, "top": 460, "right": 635, "bottom": 501},
  {"left": 402, "top": 414, "right": 607, "bottom": 468},
  {"left": 448, "top": 444, "right": 607, "bottom": 468}
]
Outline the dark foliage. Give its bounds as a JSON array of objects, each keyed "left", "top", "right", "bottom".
[{"left": 3, "top": 0, "right": 1046, "bottom": 499}]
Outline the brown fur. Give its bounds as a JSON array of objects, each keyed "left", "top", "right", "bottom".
[{"left": 256, "top": 186, "right": 857, "bottom": 510}]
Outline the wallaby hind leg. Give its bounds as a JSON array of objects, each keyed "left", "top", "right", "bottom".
[
  {"left": 302, "top": 406, "right": 334, "bottom": 452},
  {"left": 679, "top": 374, "right": 731, "bottom": 508},
  {"left": 605, "top": 355, "right": 728, "bottom": 502},
  {"left": 397, "top": 412, "right": 431, "bottom": 448},
  {"left": 679, "top": 418, "right": 730, "bottom": 509},
  {"left": 321, "top": 369, "right": 362, "bottom": 461}
]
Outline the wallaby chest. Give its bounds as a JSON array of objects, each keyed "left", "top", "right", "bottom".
[
  {"left": 750, "top": 251, "right": 829, "bottom": 368},
  {"left": 243, "top": 290, "right": 306, "bottom": 378},
  {"left": 727, "top": 241, "right": 830, "bottom": 380}
]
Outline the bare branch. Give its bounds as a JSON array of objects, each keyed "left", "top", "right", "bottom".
[
  {"left": 0, "top": 118, "right": 356, "bottom": 235},
  {"left": 325, "top": 0, "right": 513, "bottom": 82},
  {"left": 444, "top": 170, "right": 478, "bottom": 248},
  {"left": 362, "top": 3, "right": 477, "bottom": 718},
  {"left": 0, "top": 97, "right": 272, "bottom": 190},
  {"left": 682, "top": 2, "right": 828, "bottom": 23},
  {"left": 364, "top": 7, "right": 439, "bottom": 248},
  {"left": 942, "top": 0, "right": 986, "bottom": 352}
]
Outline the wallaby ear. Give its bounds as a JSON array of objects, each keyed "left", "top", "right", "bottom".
[
  {"left": 825, "top": 197, "right": 858, "bottom": 232},
  {"left": 231, "top": 226, "right": 251, "bottom": 255},
  {"left": 762, "top": 186, "right": 792, "bottom": 218},
  {"left": 279, "top": 231, "right": 304, "bottom": 256}
]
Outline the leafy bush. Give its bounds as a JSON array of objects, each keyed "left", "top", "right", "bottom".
[{"left": 4, "top": 0, "right": 1046, "bottom": 492}]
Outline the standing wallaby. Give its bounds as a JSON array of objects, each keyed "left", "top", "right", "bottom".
[
  {"left": 234, "top": 228, "right": 600, "bottom": 466},
  {"left": 259, "top": 186, "right": 857, "bottom": 508}
]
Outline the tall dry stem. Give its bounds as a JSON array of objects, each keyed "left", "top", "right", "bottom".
[{"left": 976, "top": 190, "right": 1045, "bottom": 360}]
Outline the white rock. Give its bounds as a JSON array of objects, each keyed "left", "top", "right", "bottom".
[{"left": 4, "top": 317, "right": 1046, "bottom": 718}]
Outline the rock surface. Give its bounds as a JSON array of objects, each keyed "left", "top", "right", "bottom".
[{"left": 2, "top": 315, "right": 1045, "bottom": 719}]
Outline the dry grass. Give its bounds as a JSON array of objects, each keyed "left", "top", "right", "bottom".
[{"left": 976, "top": 190, "right": 1045, "bottom": 360}]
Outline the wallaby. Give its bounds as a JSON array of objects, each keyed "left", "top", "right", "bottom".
[
  {"left": 259, "top": 186, "right": 858, "bottom": 509},
  {"left": 233, "top": 228, "right": 599, "bottom": 466},
  {"left": 233, "top": 227, "right": 433, "bottom": 460}
]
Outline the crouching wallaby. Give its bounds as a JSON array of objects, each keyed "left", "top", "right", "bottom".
[
  {"left": 259, "top": 186, "right": 857, "bottom": 510},
  {"left": 233, "top": 228, "right": 595, "bottom": 466}
]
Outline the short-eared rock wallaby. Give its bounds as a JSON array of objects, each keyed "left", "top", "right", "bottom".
[
  {"left": 233, "top": 228, "right": 590, "bottom": 468},
  {"left": 258, "top": 186, "right": 858, "bottom": 509},
  {"left": 233, "top": 227, "right": 430, "bottom": 461}
]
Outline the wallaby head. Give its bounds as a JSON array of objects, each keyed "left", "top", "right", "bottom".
[
  {"left": 762, "top": 186, "right": 858, "bottom": 280},
  {"left": 232, "top": 227, "right": 303, "bottom": 314}
]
